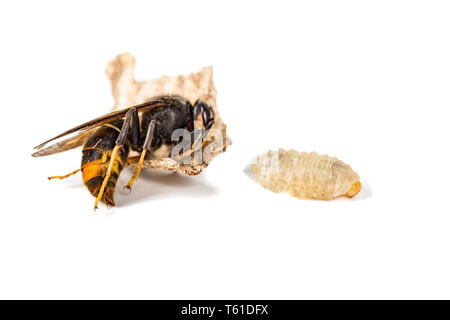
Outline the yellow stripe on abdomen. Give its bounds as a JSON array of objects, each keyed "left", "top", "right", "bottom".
[
  {"left": 82, "top": 163, "right": 106, "bottom": 185},
  {"left": 82, "top": 151, "right": 123, "bottom": 185}
]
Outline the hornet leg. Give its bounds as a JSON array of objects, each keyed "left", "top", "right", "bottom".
[
  {"left": 48, "top": 168, "right": 82, "bottom": 180},
  {"left": 48, "top": 159, "right": 107, "bottom": 180},
  {"left": 124, "top": 120, "right": 156, "bottom": 190},
  {"left": 94, "top": 108, "right": 137, "bottom": 210}
]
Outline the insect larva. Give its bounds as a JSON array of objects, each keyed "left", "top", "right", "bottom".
[{"left": 251, "top": 149, "right": 361, "bottom": 200}]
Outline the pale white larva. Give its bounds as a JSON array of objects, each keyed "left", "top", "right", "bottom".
[{"left": 251, "top": 149, "right": 361, "bottom": 200}]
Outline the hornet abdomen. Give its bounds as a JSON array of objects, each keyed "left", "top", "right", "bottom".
[{"left": 81, "top": 120, "right": 129, "bottom": 206}]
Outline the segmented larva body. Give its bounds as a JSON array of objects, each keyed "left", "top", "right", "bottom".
[{"left": 251, "top": 149, "right": 361, "bottom": 200}]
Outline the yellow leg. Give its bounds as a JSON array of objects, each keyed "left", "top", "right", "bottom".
[
  {"left": 124, "top": 149, "right": 148, "bottom": 190},
  {"left": 124, "top": 119, "right": 155, "bottom": 190},
  {"left": 94, "top": 145, "right": 120, "bottom": 210},
  {"left": 48, "top": 168, "right": 82, "bottom": 180},
  {"left": 48, "top": 160, "right": 103, "bottom": 181}
]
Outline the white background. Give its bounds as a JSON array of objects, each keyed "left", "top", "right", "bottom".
[{"left": 0, "top": 0, "right": 449, "bottom": 299}]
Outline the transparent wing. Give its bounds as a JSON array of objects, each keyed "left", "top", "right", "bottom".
[
  {"left": 32, "top": 99, "right": 168, "bottom": 154},
  {"left": 32, "top": 129, "right": 96, "bottom": 157}
]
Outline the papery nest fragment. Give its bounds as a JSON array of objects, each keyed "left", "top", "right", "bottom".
[{"left": 105, "top": 52, "right": 230, "bottom": 176}]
